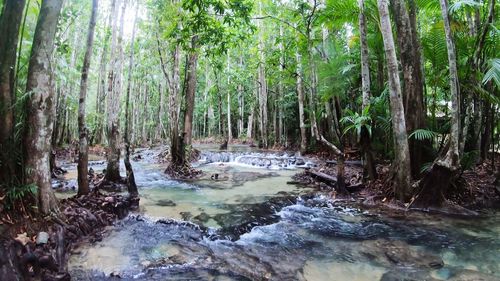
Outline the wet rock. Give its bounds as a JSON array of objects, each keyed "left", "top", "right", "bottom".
[
  {"left": 36, "top": 232, "right": 50, "bottom": 245},
  {"left": 380, "top": 269, "right": 440, "bottom": 281},
  {"left": 361, "top": 239, "right": 443, "bottom": 269},
  {"left": 448, "top": 269, "right": 500, "bottom": 281},
  {"left": 193, "top": 212, "right": 210, "bottom": 223},
  {"left": 215, "top": 195, "right": 299, "bottom": 240},
  {"left": 104, "top": 196, "right": 115, "bottom": 203},
  {"left": 156, "top": 199, "right": 176, "bottom": 207},
  {"left": 180, "top": 212, "right": 192, "bottom": 221},
  {"left": 295, "top": 158, "right": 306, "bottom": 166}
]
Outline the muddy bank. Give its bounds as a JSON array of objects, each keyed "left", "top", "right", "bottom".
[{"left": 0, "top": 192, "right": 138, "bottom": 281}]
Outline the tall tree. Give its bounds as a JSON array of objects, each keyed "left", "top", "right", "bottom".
[
  {"left": 77, "top": 0, "right": 99, "bottom": 196},
  {"left": 257, "top": 2, "right": 269, "bottom": 148},
  {"left": 411, "top": 0, "right": 461, "bottom": 207},
  {"left": 124, "top": 1, "right": 139, "bottom": 197},
  {"left": 183, "top": 36, "right": 199, "bottom": 146},
  {"left": 296, "top": 39, "right": 307, "bottom": 154},
  {"left": 24, "top": 0, "right": 64, "bottom": 214},
  {"left": 105, "top": 0, "right": 124, "bottom": 182},
  {"left": 0, "top": 0, "right": 26, "bottom": 185},
  {"left": 227, "top": 52, "right": 233, "bottom": 143},
  {"left": 358, "top": 0, "right": 377, "bottom": 181},
  {"left": 390, "top": 0, "right": 427, "bottom": 177},
  {"left": 377, "top": 0, "right": 412, "bottom": 201},
  {"left": 93, "top": 0, "right": 116, "bottom": 145}
]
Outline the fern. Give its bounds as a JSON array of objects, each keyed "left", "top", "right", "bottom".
[
  {"left": 5, "top": 183, "right": 37, "bottom": 210},
  {"left": 409, "top": 129, "right": 439, "bottom": 141},
  {"left": 449, "top": 0, "right": 482, "bottom": 14},
  {"left": 483, "top": 58, "right": 500, "bottom": 88},
  {"left": 420, "top": 162, "right": 433, "bottom": 174}
]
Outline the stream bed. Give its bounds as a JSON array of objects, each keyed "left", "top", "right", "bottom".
[{"left": 56, "top": 146, "right": 500, "bottom": 281}]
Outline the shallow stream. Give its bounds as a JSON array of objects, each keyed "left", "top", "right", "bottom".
[{"left": 56, "top": 145, "right": 500, "bottom": 281}]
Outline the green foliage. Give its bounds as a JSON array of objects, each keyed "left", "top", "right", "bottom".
[
  {"left": 340, "top": 106, "right": 372, "bottom": 139},
  {"left": 483, "top": 58, "right": 500, "bottom": 88},
  {"left": 409, "top": 129, "right": 439, "bottom": 141},
  {"left": 448, "top": 0, "right": 482, "bottom": 14},
  {"left": 5, "top": 184, "right": 37, "bottom": 210},
  {"left": 420, "top": 162, "right": 433, "bottom": 174}
]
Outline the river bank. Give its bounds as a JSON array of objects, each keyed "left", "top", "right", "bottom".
[{"left": 1, "top": 144, "right": 500, "bottom": 280}]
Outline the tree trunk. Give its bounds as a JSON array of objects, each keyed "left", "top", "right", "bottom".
[
  {"left": 377, "top": 0, "right": 412, "bottom": 201},
  {"left": 247, "top": 105, "right": 254, "bottom": 140},
  {"left": 24, "top": 0, "right": 64, "bottom": 214},
  {"left": 296, "top": 48, "right": 307, "bottom": 154},
  {"left": 0, "top": 0, "right": 26, "bottom": 185},
  {"left": 123, "top": 2, "right": 139, "bottom": 197},
  {"left": 257, "top": 2, "right": 268, "bottom": 148},
  {"left": 158, "top": 81, "right": 166, "bottom": 140},
  {"left": 275, "top": 25, "right": 284, "bottom": 146},
  {"left": 183, "top": 36, "right": 199, "bottom": 146},
  {"left": 358, "top": 0, "right": 377, "bottom": 181},
  {"left": 227, "top": 52, "right": 233, "bottom": 143},
  {"left": 93, "top": 0, "right": 115, "bottom": 145},
  {"left": 77, "top": 0, "right": 98, "bottom": 196},
  {"left": 391, "top": 0, "right": 427, "bottom": 178},
  {"left": 105, "top": 0, "right": 124, "bottom": 182},
  {"left": 410, "top": 0, "right": 461, "bottom": 208}
]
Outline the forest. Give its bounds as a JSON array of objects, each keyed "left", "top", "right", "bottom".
[{"left": 0, "top": 0, "right": 499, "bottom": 280}]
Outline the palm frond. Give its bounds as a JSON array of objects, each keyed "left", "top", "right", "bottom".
[
  {"left": 409, "top": 129, "right": 439, "bottom": 141},
  {"left": 482, "top": 58, "right": 500, "bottom": 88},
  {"left": 449, "top": 0, "right": 482, "bottom": 14}
]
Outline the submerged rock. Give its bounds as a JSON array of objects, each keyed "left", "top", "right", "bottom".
[
  {"left": 361, "top": 239, "right": 444, "bottom": 269},
  {"left": 448, "top": 269, "right": 500, "bottom": 281},
  {"left": 380, "top": 269, "right": 440, "bottom": 281},
  {"left": 156, "top": 199, "right": 176, "bottom": 207}
]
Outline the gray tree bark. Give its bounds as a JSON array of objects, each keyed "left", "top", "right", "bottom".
[
  {"left": 77, "top": 0, "right": 98, "bottom": 196},
  {"left": 124, "top": 1, "right": 139, "bottom": 196},
  {"left": 391, "top": 0, "right": 427, "bottom": 177},
  {"left": 183, "top": 36, "right": 199, "bottom": 146},
  {"left": 105, "top": 0, "right": 124, "bottom": 182},
  {"left": 0, "top": 0, "right": 26, "bottom": 185},
  {"left": 296, "top": 47, "right": 307, "bottom": 154},
  {"left": 358, "top": 0, "right": 377, "bottom": 181},
  {"left": 377, "top": 0, "right": 412, "bottom": 201},
  {"left": 24, "top": 0, "right": 64, "bottom": 214}
]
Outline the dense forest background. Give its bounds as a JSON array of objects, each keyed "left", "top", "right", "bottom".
[{"left": 0, "top": 0, "right": 499, "bottom": 214}]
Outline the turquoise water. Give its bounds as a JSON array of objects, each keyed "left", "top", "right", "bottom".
[{"left": 61, "top": 147, "right": 500, "bottom": 281}]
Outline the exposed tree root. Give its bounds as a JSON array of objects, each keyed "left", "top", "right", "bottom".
[
  {"left": 164, "top": 163, "right": 203, "bottom": 180},
  {"left": 0, "top": 192, "right": 137, "bottom": 280},
  {"left": 410, "top": 162, "right": 455, "bottom": 208}
]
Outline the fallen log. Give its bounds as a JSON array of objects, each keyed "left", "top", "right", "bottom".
[
  {"left": 306, "top": 171, "right": 337, "bottom": 185},
  {"left": 305, "top": 170, "right": 364, "bottom": 194}
]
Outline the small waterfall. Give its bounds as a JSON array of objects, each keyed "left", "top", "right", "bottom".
[{"left": 199, "top": 151, "right": 318, "bottom": 169}]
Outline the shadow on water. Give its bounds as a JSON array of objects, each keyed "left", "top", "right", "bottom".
[{"left": 63, "top": 147, "right": 500, "bottom": 281}]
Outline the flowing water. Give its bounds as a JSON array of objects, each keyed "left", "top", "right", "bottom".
[{"left": 57, "top": 145, "right": 500, "bottom": 281}]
